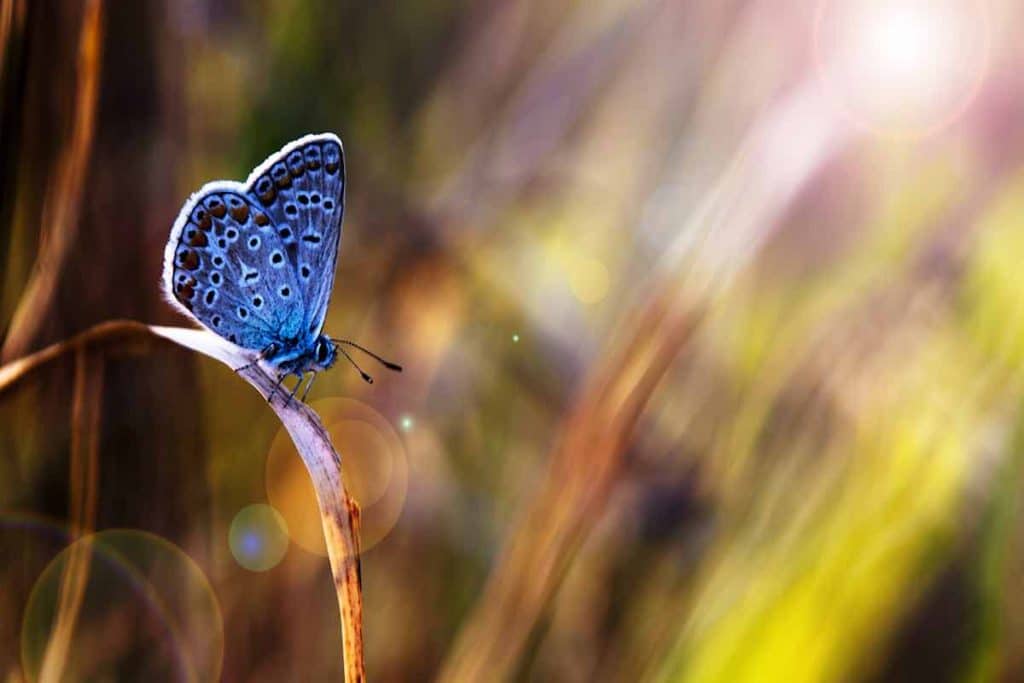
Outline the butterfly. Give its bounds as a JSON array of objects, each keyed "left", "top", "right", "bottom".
[{"left": 162, "top": 132, "right": 400, "bottom": 401}]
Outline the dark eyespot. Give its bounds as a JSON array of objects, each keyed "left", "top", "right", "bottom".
[
  {"left": 253, "top": 296, "right": 263, "bottom": 308},
  {"left": 228, "top": 334, "right": 237, "bottom": 343},
  {"left": 205, "top": 290, "right": 217, "bottom": 305},
  {"left": 177, "top": 250, "right": 199, "bottom": 270},
  {"left": 272, "top": 163, "right": 292, "bottom": 188},
  {"left": 323, "top": 144, "right": 340, "bottom": 174},
  {"left": 279, "top": 228, "right": 292, "bottom": 239},
  {"left": 238, "top": 307, "right": 248, "bottom": 319},
  {"left": 205, "top": 196, "right": 227, "bottom": 218},
  {"left": 285, "top": 204, "right": 298, "bottom": 216},
  {"left": 298, "top": 193, "right": 309, "bottom": 205},
  {"left": 244, "top": 271, "right": 258, "bottom": 282},
  {"left": 210, "top": 272, "right": 222, "bottom": 286},
  {"left": 186, "top": 229, "right": 208, "bottom": 247},
  {"left": 258, "top": 182, "right": 277, "bottom": 204},
  {"left": 300, "top": 265, "right": 311, "bottom": 278},
  {"left": 323, "top": 200, "right": 334, "bottom": 210},
  {"left": 248, "top": 236, "right": 260, "bottom": 249},
  {"left": 302, "top": 234, "right": 321, "bottom": 244},
  {"left": 271, "top": 252, "right": 284, "bottom": 265},
  {"left": 217, "top": 238, "right": 227, "bottom": 249},
  {"left": 304, "top": 146, "right": 322, "bottom": 170},
  {"left": 212, "top": 315, "right": 221, "bottom": 327},
  {"left": 323, "top": 142, "right": 341, "bottom": 168},
  {"left": 213, "top": 256, "right": 225, "bottom": 267},
  {"left": 310, "top": 193, "right": 320, "bottom": 204},
  {"left": 226, "top": 228, "right": 238, "bottom": 240},
  {"left": 279, "top": 286, "right": 291, "bottom": 298},
  {"left": 287, "top": 150, "right": 305, "bottom": 176},
  {"left": 256, "top": 177, "right": 276, "bottom": 203}
]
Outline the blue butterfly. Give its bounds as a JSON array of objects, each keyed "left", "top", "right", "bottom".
[{"left": 162, "top": 133, "right": 400, "bottom": 401}]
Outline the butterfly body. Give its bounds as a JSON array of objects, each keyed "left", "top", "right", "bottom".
[{"left": 163, "top": 133, "right": 348, "bottom": 390}]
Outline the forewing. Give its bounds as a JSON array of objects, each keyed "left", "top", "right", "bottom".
[
  {"left": 246, "top": 133, "right": 344, "bottom": 339},
  {"left": 163, "top": 186, "right": 305, "bottom": 351}
]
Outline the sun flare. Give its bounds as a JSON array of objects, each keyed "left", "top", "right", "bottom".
[{"left": 815, "top": 0, "right": 990, "bottom": 136}]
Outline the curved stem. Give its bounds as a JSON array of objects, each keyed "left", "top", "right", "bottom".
[{"left": 235, "top": 363, "right": 367, "bottom": 682}]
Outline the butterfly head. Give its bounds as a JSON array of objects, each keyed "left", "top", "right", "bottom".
[{"left": 312, "top": 335, "right": 338, "bottom": 371}]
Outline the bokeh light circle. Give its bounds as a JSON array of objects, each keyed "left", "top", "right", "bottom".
[
  {"left": 228, "top": 504, "right": 290, "bottom": 571},
  {"left": 21, "top": 529, "right": 223, "bottom": 683},
  {"left": 815, "top": 0, "right": 990, "bottom": 137},
  {"left": 265, "top": 398, "right": 408, "bottom": 556}
]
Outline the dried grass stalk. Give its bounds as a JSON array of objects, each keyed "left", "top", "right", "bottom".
[
  {"left": 1, "top": 0, "right": 103, "bottom": 362},
  {"left": 38, "top": 347, "right": 103, "bottom": 683}
]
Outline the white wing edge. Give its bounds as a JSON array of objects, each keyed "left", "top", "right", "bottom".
[{"left": 243, "top": 132, "right": 343, "bottom": 188}]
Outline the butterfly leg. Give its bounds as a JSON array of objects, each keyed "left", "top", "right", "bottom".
[
  {"left": 299, "top": 372, "right": 318, "bottom": 402},
  {"left": 288, "top": 373, "right": 306, "bottom": 403},
  {"left": 236, "top": 343, "right": 279, "bottom": 375},
  {"left": 268, "top": 372, "right": 289, "bottom": 404}
]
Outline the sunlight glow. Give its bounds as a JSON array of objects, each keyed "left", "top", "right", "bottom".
[{"left": 816, "top": 0, "right": 989, "bottom": 136}]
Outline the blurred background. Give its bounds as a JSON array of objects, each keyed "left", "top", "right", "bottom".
[{"left": 2, "top": 0, "right": 1024, "bottom": 680}]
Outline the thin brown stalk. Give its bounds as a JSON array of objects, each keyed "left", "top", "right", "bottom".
[
  {"left": 0, "top": 0, "right": 23, "bottom": 78},
  {"left": 38, "top": 347, "right": 103, "bottom": 683},
  {"left": 0, "top": 319, "right": 147, "bottom": 395},
  {"left": 439, "top": 293, "right": 702, "bottom": 682},
  {"left": 235, "top": 363, "right": 367, "bottom": 683},
  {"left": 1, "top": 0, "right": 103, "bottom": 362},
  {"left": 0, "top": 320, "right": 367, "bottom": 681}
]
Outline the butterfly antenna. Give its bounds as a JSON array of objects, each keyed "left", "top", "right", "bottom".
[
  {"left": 331, "top": 339, "right": 403, "bottom": 372},
  {"left": 335, "top": 345, "right": 374, "bottom": 384}
]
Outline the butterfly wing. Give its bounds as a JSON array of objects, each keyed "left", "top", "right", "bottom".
[
  {"left": 162, "top": 185, "right": 306, "bottom": 352},
  {"left": 245, "top": 133, "right": 345, "bottom": 340}
]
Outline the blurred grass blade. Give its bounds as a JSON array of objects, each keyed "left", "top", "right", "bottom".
[
  {"left": 1, "top": 0, "right": 102, "bottom": 362},
  {"left": 37, "top": 347, "right": 102, "bottom": 683}
]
